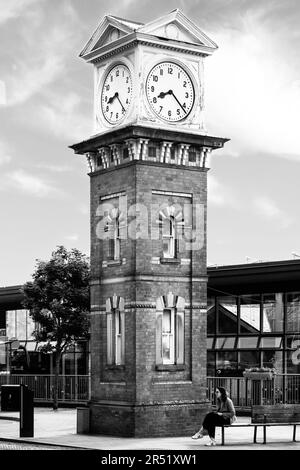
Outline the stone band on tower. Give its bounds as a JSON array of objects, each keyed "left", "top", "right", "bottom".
[{"left": 70, "top": 9, "right": 229, "bottom": 437}]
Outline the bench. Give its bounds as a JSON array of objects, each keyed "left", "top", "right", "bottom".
[{"left": 220, "top": 404, "right": 300, "bottom": 445}]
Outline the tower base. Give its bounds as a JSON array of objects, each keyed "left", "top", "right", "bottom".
[{"left": 87, "top": 401, "right": 211, "bottom": 437}]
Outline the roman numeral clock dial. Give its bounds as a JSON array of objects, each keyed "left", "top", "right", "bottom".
[
  {"left": 101, "top": 64, "right": 133, "bottom": 124},
  {"left": 146, "top": 62, "right": 195, "bottom": 122}
]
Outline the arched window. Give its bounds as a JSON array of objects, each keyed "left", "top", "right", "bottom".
[
  {"left": 106, "top": 295, "right": 125, "bottom": 365},
  {"left": 156, "top": 293, "right": 185, "bottom": 365},
  {"left": 104, "top": 208, "right": 121, "bottom": 261},
  {"left": 159, "top": 206, "right": 184, "bottom": 259}
]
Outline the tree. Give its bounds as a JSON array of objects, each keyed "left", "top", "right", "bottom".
[{"left": 22, "top": 246, "right": 90, "bottom": 410}]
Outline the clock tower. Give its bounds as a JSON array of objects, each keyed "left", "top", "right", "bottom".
[{"left": 71, "top": 9, "right": 229, "bottom": 437}]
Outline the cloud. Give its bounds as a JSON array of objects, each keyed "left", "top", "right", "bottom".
[
  {"left": 2, "top": 2, "right": 82, "bottom": 106},
  {"left": 253, "top": 196, "right": 292, "bottom": 228},
  {"left": 2, "top": 169, "right": 63, "bottom": 198},
  {"left": 0, "top": 155, "right": 11, "bottom": 165},
  {"left": 207, "top": 175, "right": 237, "bottom": 207},
  {"left": 0, "top": 142, "right": 12, "bottom": 165},
  {"left": 0, "top": 0, "right": 43, "bottom": 24},
  {"left": 206, "top": 9, "right": 300, "bottom": 160},
  {"left": 0, "top": 80, "right": 6, "bottom": 105},
  {"left": 65, "top": 234, "right": 79, "bottom": 242},
  {"left": 34, "top": 91, "right": 91, "bottom": 140},
  {"left": 36, "top": 163, "right": 71, "bottom": 173}
]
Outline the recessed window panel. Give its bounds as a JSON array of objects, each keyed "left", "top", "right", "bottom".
[
  {"left": 286, "top": 293, "right": 300, "bottom": 333},
  {"left": 259, "top": 337, "right": 282, "bottom": 349},
  {"left": 262, "top": 293, "right": 284, "bottom": 332},
  {"left": 239, "top": 350, "right": 260, "bottom": 370},
  {"left": 240, "top": 295, "right": 260, "bottom": 333},
  {"left": 217, "top": 296, "right": 238, "bottom": 334},
  {"left": 207, "top": 298, "right": 216, "bottom": 335},
  {"left": 216, "top": 351, "right": 238, "bottom": 376},
  {"left": 207, "top": 337, "right": 214, "bottom": 349},
  {"left": 237, "top": 337, "right": 259, "bottom": 349},
  {"left": 207, "top": 351, "right": 215, "bottom": 376},
  {"left": 215, "top": 337, "right": 236, "bottom": 349},
  {"left": 262, "top": 350, "right": 283, "bottom": 372}
]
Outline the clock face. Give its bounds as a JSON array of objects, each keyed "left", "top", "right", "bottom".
[
  {"left": 146, "top": 62, "right": 195, "bottom": 122},
  {"left": 101, "top": 64, "right": 133, "bottom": 124}
]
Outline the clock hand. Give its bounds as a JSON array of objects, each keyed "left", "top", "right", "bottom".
[
  {"left": 169, "top": 90, "right": 187, "bottom": 114},
  {"left": 158, "top": 90, "right": 172, "bottom": 99},
  {"left": 107, "top": 92, "right": 117, "bottom": 104},
  {"left": 115, "top": 92, "right": 125, "bottom": 113}
]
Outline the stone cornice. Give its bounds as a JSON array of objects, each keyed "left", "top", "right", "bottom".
[
  {"left": 82, "top": 32, "right": 215, "bottom": 64},
  {"left": 70, "top": 125, "right": 229, "bottom": 155}
]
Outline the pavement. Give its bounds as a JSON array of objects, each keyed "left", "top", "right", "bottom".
[{"left": 0, "top": 407, "right": 299, "bottom": 451}]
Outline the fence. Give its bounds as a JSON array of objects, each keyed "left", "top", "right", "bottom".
[
  {"left": 207, "top": 374, "right": 300, "bottom": 408},
  {"left": 0, "top": 374, "right": 299, "bottom": 408},
  {"left": 0, "top": 374, "right": 90, "bottom": 403}
]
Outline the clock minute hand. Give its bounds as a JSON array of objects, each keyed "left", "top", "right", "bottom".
[
  {"left": 169, "top": 90, "right": 187, "bottom": 114},
  {"left": 115, "top": 92, "right": 125, "bottom": 112}
]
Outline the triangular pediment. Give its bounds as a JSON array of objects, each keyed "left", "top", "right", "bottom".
[
  {"left": 80, "top": 10, "right": 217, "bottom": 60},
  {"left": 80, "top": 15, "right": 143, "bottom": 57},
  {"left": 138, "top": 9, "right": 217, "bottom": 49}
]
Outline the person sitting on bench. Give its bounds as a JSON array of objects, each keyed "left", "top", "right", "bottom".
[{"left": 192, "top": 387, "right": 236, "bottom": 446}]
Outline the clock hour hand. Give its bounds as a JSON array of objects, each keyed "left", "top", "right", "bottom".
[
  {"left": 158, "top": 90, "right": 172, "bottom": 99},
  {"left": 107, "top": 92, "right": 117, "bottom": 104}
]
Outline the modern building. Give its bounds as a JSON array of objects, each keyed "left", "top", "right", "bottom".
[
  {"left": 207, "top": 259, "right": 300, "bottom": 377},
  {"left": 1, "top": 259, "right": 300, "bottom": 379},
  {"left": 0, "top": 286, "right": 89, "bottom": 376}
]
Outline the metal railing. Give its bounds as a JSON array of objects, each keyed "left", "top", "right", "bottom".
[
  {"left": 0, "top": 374, "right": 90, "bottom": 403},
  {"left": 0, "top": 374, "right": 299, "bottom": 407},
  {"left": 207, "top": 374, "right": 300, "bottom": 408}
]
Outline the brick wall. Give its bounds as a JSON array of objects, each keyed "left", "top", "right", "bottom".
[{"left": 88, "top": 160, "right": 209, "bottom": 435}]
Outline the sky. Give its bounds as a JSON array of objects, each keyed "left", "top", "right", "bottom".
[{"left": 1, "top": 0, "right": 300, "bottom": 285}]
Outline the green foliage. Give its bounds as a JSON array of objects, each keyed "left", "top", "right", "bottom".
[{"left": 22, "top": 246, "right": 90, "bottom": 354}]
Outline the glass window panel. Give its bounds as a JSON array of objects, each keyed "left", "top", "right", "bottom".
[
  {"left": 215, "top": 337, "right": 236, "bottom": 349},
  {"left": 286, "top": 293, "right": 300, "bottom": 332},
  {"left": 63, "top": 352, "right": 75, "bottom": 375},
  {"left": 286, "top": 335, "right": 300, "bottom": 374},
  {"left": 162, "top": 336, "right": 171, "bottom": 361},
  {"left": 240, "top": 295, "right": 260, "bottom": 333},
  {"left": 76, "top": 351, "right": 88, "bottom": 375},
  {"left": 216, "top": 351, "right": 238, "bottom": 376},
  {"left": 6, "top": 310, "right": 16, "bottom": 338},
  {"left": 26, "top": 313, "right": 35, "bottom": 339},
  {"left": 0, "top": 344, "right": 6, "bottom": 366},
  {"left": 207, "top": 351, "right": 215, "bottom": 376},
  {"left": 262, "top": 293, "right": 284, "bottom": 332},
  {"left": 239, "top": 350, "right": 260, "bottom": 371},
  {"left": 0, "top": 311, "right": 5, "bottom": 329},
  {"left": 162, "top": 310, "right": 171, "bottom": 333},
  {"left": 237, "top": 337, "right": 259, "bottom": 348},
  {"left": 16, "top": 310, "right": 27, "bottom": 339},
  {"left": 259, "top": 337, "right": 282, "bottom": 349},
  {"left": 207, "top": 299, "right": 216, "bottom": 335},
  {"left": 217, "top": 296, "right": 238, "bottom": 334},
  {"left": 262, "top": 350, "right": 283, "bottom": 372},
  {"left": 207, "top": 337, "right": 214, "bottom": 349}
]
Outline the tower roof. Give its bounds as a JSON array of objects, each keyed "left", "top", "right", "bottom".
[{"left": 80, "top": 9, "right": 218, "bottom": 62}]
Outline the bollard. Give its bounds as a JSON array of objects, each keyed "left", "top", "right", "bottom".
[{"left": 20, "top": 384, "right": 34, "bottom": 437}]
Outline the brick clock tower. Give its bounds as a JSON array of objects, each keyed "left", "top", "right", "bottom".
[{"left": 71, "top": 9, "right": 228, "bottom": 436}]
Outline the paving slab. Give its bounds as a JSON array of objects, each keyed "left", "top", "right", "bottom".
[{"left": 0, "top": 408, "right": 299, "bottom": 451}]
